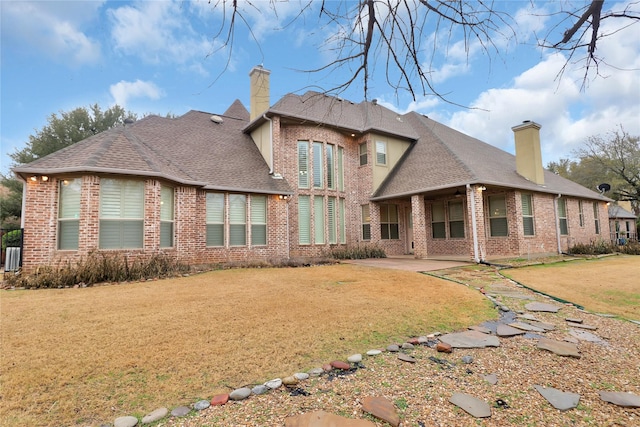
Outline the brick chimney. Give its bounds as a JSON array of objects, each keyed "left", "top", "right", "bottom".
[
  {"left": 512, "top": 120, "right": 544, "bottom": 185},
  {"left": 249, "top": 65, "right": 271, "bottom": 122}
]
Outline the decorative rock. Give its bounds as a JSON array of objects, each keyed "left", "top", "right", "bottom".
[
  {"left": 284, "top": 410, "right": 376, "bottom": 427},
  {"left": 569, "top": 329, "right": 606, "bottom": 344},
  {"left": 193, "top": 400, "right": 210, "bottom": 411},
  {"left": 483, "top": 373, "right": 498, "bottom": 385},
  {"left": 265, "top": 378, "right": 283, "bottom": 389},
  {"left": 508, "top": 322, "right": 546, "bottom": 332},
  {"left": 436, "top": 342, "right": 452, "bottom": 353},
  {"left": 114, "top": 416, "right": 138, "bottom": 427},
  {"left": 407, "top": 338, "right": 420, "bottom": 345},
  {"left": 347, "top": 354, "right": 362, "bottom": 363},
  {"left": 417, "top": 336, "right": 429, "bottom": 344},
  {"left": 518, "top": 313, "right": 538, "bottom": 321},
  {"left": 565, "top": 317, "right": 583, "bottom": 324},
  {"left": 401, "top": 342, "right": 415, "bottom": 349},
  {"left": 142, "top": 407, "right": 168, "bottom": 424},
  {"left": 534, "top": 385, "right": 580, "bottom": 411},
  {"left": 308, "top": 367, "right": 324, "bottom": 377},
  {"left": 366, "top": 349, "right": 382, "bottom": 356},
  {"left": 537, "top": 338, "right": 581, "bottom": 358},
  {"left": 468, "top": 325, "right": 491, "bottom": 334},
  {"left": 598, "top": 391, "right": 640, "bottom": 408},
  {"left": 170, "top": 406, "right": 190, "bottom": 417},
  {"left": 499, "top": 305, "right": 510, "bottom": 312},
  {"left": 211, "top": 394, "right": 229, "bottom": 406},
  {"left": 449, "top": 392, "right": 492, "bottom": 418},
  {"left": 525, "top": 302, "right": 561, "bottom": 312},
  {"left": 282, "top": 376, "right": 299, "bottom": 386},
  {"left": 439, "top": 330, "right": 500, "bottom": 348},
  {"left": 331, "top": 360, "right": 351, "bottom": 370},
  {"left": 251, "top": 385, "right": 269, "bottom": 395},
  {"left": 322, "top": 364, "right": 333, "bottom": 372},
  {"left": 397, "top": 353, "right": 417, "bottom": 363},
  {"left": 386, "top": 344, "right": 400, "bottom": 352},
  {"left": 229, "top": 387, "right": 251, "bottom": 401},
  {"left": 361, "top": 396, "right": 400, "bottom": 427},
  {"left": 496, "top": 324, "right": 526, "bottom": 337},
  {"left": 461, "top": 355, "right": 474, "bottom": 364},
  {"left": 566, "top": 322, "right": 597, "bottom": 330},
  {"left": 294, "top": 372, "right": 310, "bottom": 381}
]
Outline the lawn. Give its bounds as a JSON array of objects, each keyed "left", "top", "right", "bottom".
[
  {"left": 504, "top": 255, "right": 640, "bottom": 320},
  {"left": 0, "top": 264, "right": 495, "bottom": 427}
]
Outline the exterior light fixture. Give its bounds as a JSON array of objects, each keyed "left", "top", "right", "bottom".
[
  {"left": 30, "top": 176, "right": 38, "bottom": 182},
  {"left": 278, "top": 195, "right": 289, "bottom": 200},
  {"left": 479, "top": 185, "right": 487, "bottom": 191},
  {"left": 41, "top": 175, "right": 49, "bottom": 182}
]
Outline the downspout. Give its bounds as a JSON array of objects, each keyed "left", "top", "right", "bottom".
[
  {"left": 554, "top": 194, "right": 562, "bottom": 254},
  {"left": 263, "top": 113, "right": 274, "bottom": 175},
  {"left": 467, "top": 184, "right": 480, "bottom": 263}
]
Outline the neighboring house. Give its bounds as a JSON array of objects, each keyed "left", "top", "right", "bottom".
[
  {"left": 608, "top": 201, "right": 638, "bottom": 243},
  {"left": 13, "top": 66, "right": 611, "bottom": 272}
]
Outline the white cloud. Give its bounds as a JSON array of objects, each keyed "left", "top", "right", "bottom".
[
  {"left": 0, "top": 1, "right": 103, "bottom": 66},
  {"left": 109, "top": 80, "right": 164, "bottom": 108}
]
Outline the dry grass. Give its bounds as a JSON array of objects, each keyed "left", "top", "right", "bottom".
[
  {"left": 504, "top": 255, "right": 640, "bottom": 320},
  {"left": 0, "top": 264, "right": 494, "bottom": 426}
]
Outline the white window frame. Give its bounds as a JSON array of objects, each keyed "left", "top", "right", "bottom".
[
  {"left": 251, "top": 195, "right": 267, "bottom": 246},
  {"left": 58, "top": 178, "right": 81, "bottom": 250},
  {"left": 375, "top": 141, "right": 387, "bottom": 165},
  {"left": 206, "top": 193, "right": 225, "bottom": 247},
  {"left": 297, "top": 141, "right": 309, "bottom": 189},
  {"left": 160, "top": 186, "right": 174, "bottom": 248},
  {"left": 521, "top": 193, "right": 535, "bottom": 236},
  {"left": 431, "top": 202, "right": 446, "bottom": 239},
  {"left": 99, "top": 178, "right": 144, "bottom": 249},
  {"left": 488, "top": 195, "right": 508, "bottom": 237}
]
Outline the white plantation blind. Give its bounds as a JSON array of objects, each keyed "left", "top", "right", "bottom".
[
  {"left": 314, "top": 196, "right": 325, "bottom": 244},
  {"left": 593, "top": 202, "right": 600, "bottom": 234},
  {"left": 557, "top": 197, "right": 568, "bottom": 235},
  {"left": 313, "top": 142, "right": 324, "bottom": 189},
  {"left": 99, "top": 179, "right": 144, "bottom": 249},
  {"left": 298, "top": 196, "right": 311, "bottom": 244},
  {"left": 206, "top": 192, "right": 225, "bottom": 246},
  {"left": 160, "top": 186, "right": 174, "bottom": 247},
  {"left": 328, "top": 197, "right": 337, "bottom": 244},
  {"left": 431, "top": 202, "right": 445, "bottom": 239},
  {"left": 327, "top": 144, "right": 335, "bottom": 189},
  {"left": 229, "top": 194, "right": 247, "bottom": 246},
  {"left": 339, "top": 198, "right": 346, "bottom": 244},
  {"left": 58, "top": 178, "right": 81, "bottom": 250},
  {"left": 337, "top": 146, "right": 344, "bottom": 191},
  {"left": 251, "top": 195, "right": 267, "bottom": 246},
  {"left": 361, "top": 204, "right": 371, "bottom": 240},
  {"left": 449, "top": 200, "right": 465, "bottom": 238},
  {"left": 298, "top": 141, "right": 309, "bottom": 188},
  {"left": 521, "top": 194, "right": 534, "bottom": 236},
  {"left": 375, "top": 141, "right": 386, "bottom": 165},
  {"left": 489, "top": 195, "right": 508, "bottom": 237},
  {"left": 359, "top": 143, "right": 368, "bottom": 166}
]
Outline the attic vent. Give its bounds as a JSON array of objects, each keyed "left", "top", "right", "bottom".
[{"left": 210, "top": 115, "right": 223, "bottom": 124}]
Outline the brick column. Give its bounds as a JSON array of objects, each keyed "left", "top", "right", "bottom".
[
  {"left": 467, "top": 185, "right": 487, "bottom": 262},
  {"left": 79, "top": 175, "right": 100, "bottom": 255},
  {"left": 411, "top": 194, "right": 427, "bottom": 259}
]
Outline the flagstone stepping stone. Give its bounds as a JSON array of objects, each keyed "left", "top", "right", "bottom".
[
  {"left": 563, "top": 336, "right": 580, "bottom": 344},
  {"left": 567, "top": 322, "right": 597, "bottom": 330},
  {"left": 193, "top": 400, "right": 210, "bottom": 411},
  {"left": 398, "top": 353, "right": 417, "bottom": 363},
  {"left": 229, "top": 387, "right": 251, "bottom": 401},
  {"left": 497, "top": 324, "right": 526, "bottom": 337},
  {"left": 525, "top": 302, "right": 561, "bottom": 312},
  {"left": 528, "top": 321, "right": 556, "bottom": 331},
  {"left": 486, "top": 284, "right": 535, "bottom": 300},
  {"left": 565, "top": 318, "right": 583, "bottom": 324},
  {"left": 598, "top": 391, "right": 640, "bottom": 408},
  {"left": 534, "top": 385, "right": 580, "bottom": 411},
  {"left": 142, "top": 407, "right": 168, "bottom": 424},
  {"left": 252, "top": 385, "right": 269, "bottom": 395},
  {"left": 508, "top": 322, "right": 546, "bottom": 332},
  {"left": 114, "top": 416, "right": 138, "bottom": 427},
  {"left": 468, "top": 325, "right": 491, "bottom": 334},
  {"left": 265, "top": 378, "right": 282, "bottom": 389},
  {"left": 449, "top": 392, "right": 492, "bottom": 418},
  {"left": 537, "top": 338, "right": 581, "bottom": 358},
  {"left": 211, "top": 394, "right": 229, "bottom": 406},
  {"left": 439, "top": 330, "right": 500, "bottom": 348},
  {"left": 569, "top": 329, "right": 607, "bottom": 344},
  {"left": 348, "top": 354, "right": 362, "bottom": 363},
  {"left": 285, "top": 410, "right": 376, "bottom": 427},
  {"left": 483, "top": 373, "right": 498, "bottom": 385},
  {"left": 366, "top": 349, "right": 382, "bottom": 356},
  {"left": 170, "top": 406, "right": 190, "bottom": 417},
  {"left": 308, "top": 367, "right": 324, "bottom": 377},
  {"left": 518, "top": 313, "right": 539, "bottom": 321},
  {"left": 362, "top": 396, "right": 400, "bottom": 427}
]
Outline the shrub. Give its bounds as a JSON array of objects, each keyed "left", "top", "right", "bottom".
[
  {"left": 568, "top": 240, "right": 615, "bottom": 255},
  {"left": 327, "top": 244, "right": 387, "bottom": 260},
  {"left": 1, "top": 229, "right": 22, "bottom": 250},
  {"left": 619, "top": 240, "right": 640, "bottom": 255}
]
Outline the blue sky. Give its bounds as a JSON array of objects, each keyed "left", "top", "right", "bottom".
[{"left": 2, "top": 0, "right": 639, "bottom": 176}]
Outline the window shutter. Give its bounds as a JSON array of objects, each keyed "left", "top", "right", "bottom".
[
  {"left": 251, "top": 195, "right": 267, "bottom": 245},
  {"left": 298, "top": 196, "right": 311, "bottom": 244},
  {"left": 313, "top": 142, "right": 323, "bottom": 188},
  {"left": 229, "top": 194, "right": 246, "bottom": 246},
  {"left": 314, "top": 196, "right": 325, "bottom": 244}
]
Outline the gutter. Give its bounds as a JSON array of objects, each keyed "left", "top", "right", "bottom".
[{"left": 467, "top": 184, "right": 480, "bottom": 263}]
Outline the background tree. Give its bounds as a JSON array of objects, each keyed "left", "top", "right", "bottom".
[
  {"left": 0, "top": 104, "right": 135, "bottom": 228},
  {"left": 208, "top": 0, "right": 639, "bottom": 101}
]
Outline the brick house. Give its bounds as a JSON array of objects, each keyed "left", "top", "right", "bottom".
[{"left": 13, "top": 66, "right": 611, "bottom": 272}]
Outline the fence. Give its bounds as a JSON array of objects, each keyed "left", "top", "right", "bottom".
[{"left": 1, "top": 228, "right": 23, "bottom": 272}]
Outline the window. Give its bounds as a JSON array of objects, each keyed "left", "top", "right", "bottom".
[
  {"left": 431, "top": 202, "right": 446, "bottom": 239},
  {"left": 380, "top": 204, "right": 399, "bottom": 239},
  {"left": 313, "top": 142, "right": 324, "bottom": 189},
  {"left": 488, "top": 195, "right": 508, "bottom": 237},
  {"left": 578, "top": 200, "right": 584, "bottom": 227},
  {"left": 298, "top": 141, "right": 309, "bottom": 188},
  {"left": 229, "top": 194, "right": 246, "bottom": 246},
  {"left": 361, "top": 205, "right": 371, "bottom": 240},
  {"left": 298, "top": 196, "right": 311, "bottom": 244},
  {"left": 206, "top": 193, "right": 225, "bottom": 246},
  {"left": 339, "top": 198, "right": 346, "bottom": 244},
  {"left": 327, "top": 144, "right": 335, "bottom": 189},
  {"left": 375, "top": 141, "right": 387, "bottom": 165},
  {"left": 449, "top": 200, "right": 465, "bottom": 238},
  {"left": 99, "top": 179, "right": 144, "bottom": 249},
  {"left": 521, "top": 194, "right": 534, "bottom": 236},
  {"left": 160, "top": 186, "right": 174, "bottom": 247},
  {"left": 337, "top": 146, "right": 344, "bottom": 191},
  {"left": 328, "top": 197, "right": 337, "bottom": 244},
  {"left": 593, "top": 202, "right": 600, "bottom": 234},
  {"left": 251, "top": 195, "right": 267, "bottom": 245},
  {"left": 557, "top": 197, "right": 568, "bottom": 235},
  {"left": 314, "top": 196, "right": 325, "bottom": 244},
  {"left": 58, "top": 178, "right": 81, "bottom": 250},
  {"left": 359, "top": 143, "right": 368, "bottom": 166}
]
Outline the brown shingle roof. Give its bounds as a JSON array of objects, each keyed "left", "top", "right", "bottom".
[{"left": 14, "top": 100, "right": 292, "bottom": 195}]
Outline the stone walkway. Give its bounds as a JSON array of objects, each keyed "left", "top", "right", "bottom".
[{"left": 109, "top": 266, "right": 639, "bottom": 427}]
